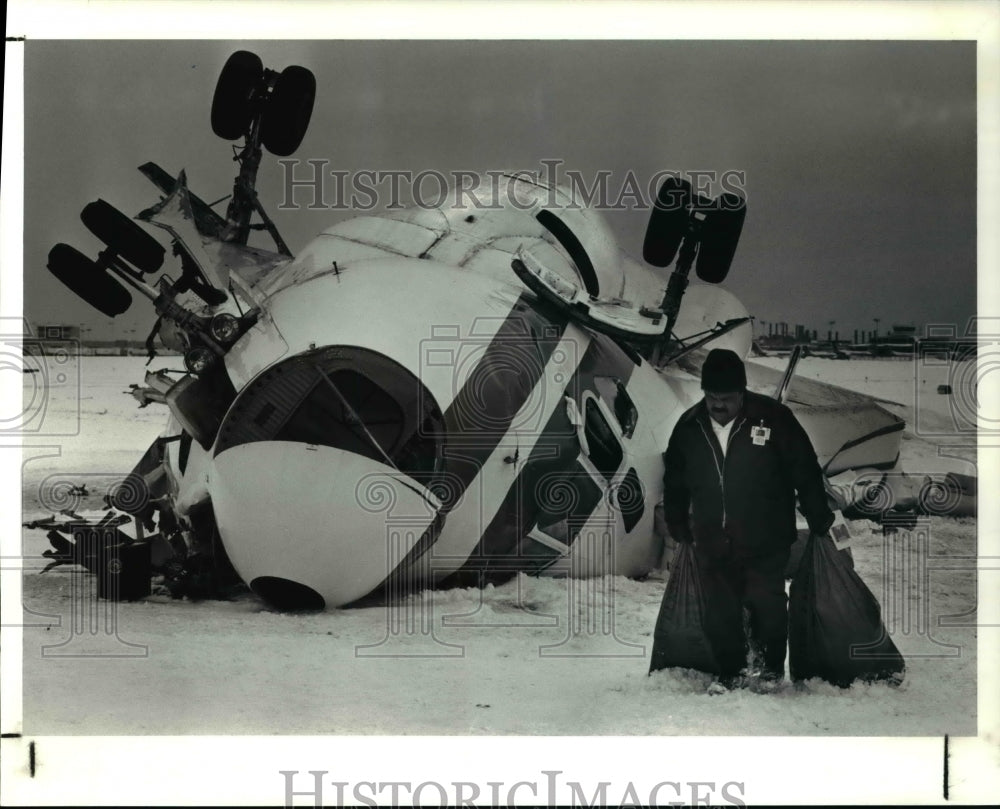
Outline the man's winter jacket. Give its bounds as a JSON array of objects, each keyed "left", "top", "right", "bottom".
[{"left": 663, "top": 391, "right": 835, "bottom": 559}]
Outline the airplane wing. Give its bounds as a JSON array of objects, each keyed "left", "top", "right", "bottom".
[
  {"left": 748, "top": 361, "right": 904, "bottom": 474},
  {"left": 743, "top": 359, "right": 905, "bottom": 409},
  {"left": 676, "top": 350, "right": 906, "bottom": 475}
]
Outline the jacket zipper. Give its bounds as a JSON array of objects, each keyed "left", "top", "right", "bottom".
[{"left": 698, "top": 416, "right": 746, "bottom": 529}]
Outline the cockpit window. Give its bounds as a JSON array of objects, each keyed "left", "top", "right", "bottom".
[
  {"left": 215, "top": 346, "right": 445, "bottom": 484},
  {"left": 584, "top": 398, "right": 623, "bottom": 481},
  {"left": 276, "top": 370, "right": 406, "bottom": 465},
  {"left": 594, "top": 375, "right": 638, "bottom": 438}
]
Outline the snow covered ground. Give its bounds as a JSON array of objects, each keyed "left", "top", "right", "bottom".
[{"left": 13, "top": 355, "right": 985, "bottom": 740}]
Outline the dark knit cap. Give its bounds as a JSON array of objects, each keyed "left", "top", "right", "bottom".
[{"left": 701, "top": 348, "right": 747, "bottom": 392}]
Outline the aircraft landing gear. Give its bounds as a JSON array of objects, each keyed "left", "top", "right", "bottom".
[
  {"left": 260, "top": 65, "right": 316, "bottom": 157},
  {"left": 211, "top": 50, "right": 315, "bottom": 154},
  {"left": 209, "top": 50, "right": 315, "bottom": 251},
  {"left": 642, "top": 177, "right": 748, "bottom": 360},
  {"left": 210, "top": 50, "right": 264, "bottom": 141},
  {"left": 695, "top": 193, "right": 747, "bottom": 284},
  {"left": 79, "top": 198, "right": 166, "bottom": 273},
  {"left": 47, "top": 196, "right": 171, "bottom": 318},
  {"left": 47, "top": 243, "right": 134, "bottom": 317},
  {"left": 643, "top": 175, "right": 693, "bottom": 268}
]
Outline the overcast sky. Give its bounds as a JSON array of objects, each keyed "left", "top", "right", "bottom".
[{"left": 23, "top": 39, "right": 976, "bottom": 341}]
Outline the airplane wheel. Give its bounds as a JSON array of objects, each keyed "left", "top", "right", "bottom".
[
  {"left": 261, "top": 65, "right": 316, "bottom": 156},
  {"left": 80, "top": 199, "right": 165, "bottom": 273},
  {"left": 47, "top": 243, "right": 133, "bottom": 317},
  {"left": 211, "top": 50, "right": 263, "bottom": 140},
  {"left": 695, "top": 193, "right": 746, "bottom": 283},
  {"left": 643, "top": 177, "right": 692, "bottom": 267}
]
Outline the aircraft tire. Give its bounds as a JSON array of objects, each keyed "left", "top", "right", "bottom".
[
  {"left": 643, "top": 177, "right": 692, "bottom": 267},
  {"left": 261, "top": 65, "right": 316, "bottom": 156},
  {"left": 211, "top": 50, "right": 263, "bottom": 140},
  {"left": 695, "top": 193, "right": 746, "bottom": 283},
  {"left": 80, "top": 199, "right": 166, "bottom": 273},
  {"left": 47, "top": 243, "right": 133, "bottom": 317}
]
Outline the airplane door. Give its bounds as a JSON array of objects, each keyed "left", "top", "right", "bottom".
[
  {"left": 574, "top": 389, "right": 642, "bottom": 577},
  {"left": 588, "top": 376, "right": 645, "bottom": 537},
  {"left": 527, "top": 376, "right": 646, "bottom": 577}
]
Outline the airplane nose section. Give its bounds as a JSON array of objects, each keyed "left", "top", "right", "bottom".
[{"left": 210, "top": 441, "right": 441, "bottom": 609}]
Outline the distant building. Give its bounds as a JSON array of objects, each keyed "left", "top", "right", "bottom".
[
  {"left": 875, "top": 324, "right": 918, "bottom": 355},
  {"left": 751, "top": 317, "right": 971, "bottom": 359},
  {"left": 756, "top": 321, "right": 812, "bottom": 352},
  {"left": 31, "top": 323, "right": 80, "bottom": 341},
  {"left": 22, "top": 323, "right": 83, "bottom": 356}
]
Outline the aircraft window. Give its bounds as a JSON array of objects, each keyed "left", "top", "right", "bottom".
[
  {"left": 215, "top": 346, "right": 446, "bottom": 486},
  {"left": 535, "top": 461, "right": 604, "bottom": 544},
  {"left": 393, "top": 410, "right": 445, "bottom": 482},
  {"left": 615, "top": 467, "right": 645, "bottom": 532},
  {"left": 584, "top": 399, "right": 623, "bottom": 481},
  {"left": 178, "top": 431, "right": 193, "bottom": 475},
  {"left": 276, "top": 370, "right": 405, "bottom": 465},
  {"left": 593, "top": 376, "right": 638, "bottom": 439}
]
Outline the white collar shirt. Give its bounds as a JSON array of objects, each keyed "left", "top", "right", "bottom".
[{"left": 711, "top": 417, "right": 736, "bottom": 458}]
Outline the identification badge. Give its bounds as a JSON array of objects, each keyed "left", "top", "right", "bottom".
[
  {"left": 751, "top": 424, "right": 771, "bottom": 446},
  {"left": 830, "top": 512, "right": 852, "bottom": 550}
]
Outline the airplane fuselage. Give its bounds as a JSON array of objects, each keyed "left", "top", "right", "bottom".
[{"left": 157, "top": 178, "right": 740, "bottom": 609}]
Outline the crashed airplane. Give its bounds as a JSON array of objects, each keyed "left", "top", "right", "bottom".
[{"left": 37, "top": 51, "right": 964, "bottom": 610}]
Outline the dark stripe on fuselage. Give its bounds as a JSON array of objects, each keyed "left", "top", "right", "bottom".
[
  {"left": 362, "top": 290, "right": 570, "bottom": 601},
  {"left": 435, "top": 291, "right": 571, "bottom": 512},
  {"left": 441, "top": 330, "right": 641, "bottom": 586}
]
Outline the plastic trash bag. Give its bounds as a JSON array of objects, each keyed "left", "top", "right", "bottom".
[
  {"left": 788, "top": 532, "right": 905, "bottom": 687},
  {"left": 649, "top": 542, "right": 721, "bottom": 675}
]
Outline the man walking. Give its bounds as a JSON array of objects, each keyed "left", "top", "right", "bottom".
[{"left": 662, "top": 348, "right": 834, "bottom": 692}]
